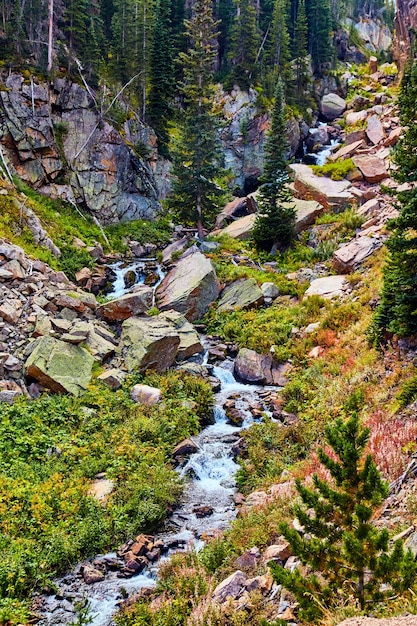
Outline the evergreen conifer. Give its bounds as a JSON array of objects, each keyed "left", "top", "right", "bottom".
[
  {"left": 167, "top": 0, "right": 225, "bottom": 238},
  {"left": 270, "top": 414, "right": 416, "bottom": 621},
  {"left": 147, "top": 0, "right": 174, "bottom": 157},
  {"left": 252, "top": 77, "right": 295, "bottom": 252},
  {"left": 228, "top": 0, "right": 260, "bottom": 89},
  {"left": 372, "top": 54, "right": 417, "bottom": 340}
]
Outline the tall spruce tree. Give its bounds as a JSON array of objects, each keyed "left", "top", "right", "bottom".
[
  {"left": 287, "top": 0, "right": 309, "bottom": 107},
  {"left": 306, "top": 0, "right": 332, "bottom": 74},
  {"left": 264, "top": 0, "right": 291, "bottom": 94},
  {"left": 270, "top": 414, "right": 416, "bottom": 621},
  {"left": 252, "top": 77, "right": 295, "bottom": 252},
  {"left": 372, "top": 55, "right": 417, "bottom": 341},
  {"left": 147, "top": 0, "right": 174, "bottom": 157},
  {"left": 228, "top": 0, "right": 260, "bottom": 89},
  {"left": 167, "top": 0, "right": 225, "bottom": 238}
]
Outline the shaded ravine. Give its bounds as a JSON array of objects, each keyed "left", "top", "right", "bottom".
[{"left": 36, "top": 352, "right": 276, "bottom": 626}]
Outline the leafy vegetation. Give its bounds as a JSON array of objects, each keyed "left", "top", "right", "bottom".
[
  {"left": 0, "top": 372, "right": 213, "bottom": 616},
  {"left": 312, "top": 158, "right": 355, "bottom": 180}
]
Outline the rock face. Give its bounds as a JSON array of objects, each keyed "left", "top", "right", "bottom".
[
  {"left": 156, "top": 250, "right": 220, "bottom": 321},
  {"left": 320, "top": 93, "right": 347, "bottom": 121},
  {"left": 292, "top": 198, "right": 324, "bottom": 233},
  {"left": 25, "top": 336, "right": 94, "bottom": 396},
  {"left": 159, "top": 311, "right": 204, "bottom": 361},
  {"left": 121, "top": 316, "right": 181, "bottom": 372},
  {"left": 333, "top": 236, "right": 382, "bottom": 273},
  {"left": 97, "top": 287, "right": 153, "bottom": 321},
  {"left": 217, "top": 279, "right": 264, "bottom": 313},
  {"left": 0, "top": 74, "right": 160, "bottom": 224},
  {"left": 234, "top": 348, "right": 290, "bottom": 386},
  {"left": 289, "top": 163, "right": 354, "bottom": 211}
]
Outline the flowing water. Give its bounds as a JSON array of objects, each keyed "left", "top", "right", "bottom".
[
  {"left": 107, "top": 260, "right": 165, "bottom": 299},
  {"left": 37, "top": 356, "right": 275, "bottom": 625}
]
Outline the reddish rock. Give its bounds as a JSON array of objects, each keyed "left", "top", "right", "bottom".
[
  {"left": 333, "top": 236, "right": 382, "bottom": 273},
  {"left": 345, "top": 129, "right": 367, "bottom": 145},
  {"left": 172, "top": 438, "right": 199, "bottom": 457},
  {"left": 98, "top": 287, "right": 153, "bottom": 321},
  {"left": 330, "top": 139, "right": 365, "bottom": 161},
  {"left": 0, "top": 300, "right": 22, "bottom": 323},
  {"left": 263, "top": 541, "right": 292, "bottom": 563},
  {"left": 352, "top": 155, "right": 388, "bottom": 183},
  {"left": 385, "top": 126, "right": 402, "bottom": 147},
  {"left": 212, "top": 570, "right": 247, "bottom": 603},
  {"left": 366, "top": 114, "right": 385, "bottom": 145},
  {"left": 75, "top": 267, "right": 93, "bottom": 285},
  {"left": 82, "top": 564, "right": 105, "bottom": 584}
]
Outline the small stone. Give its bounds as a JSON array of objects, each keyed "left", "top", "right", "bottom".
[
  {"left": 82, "top": 564, "right": 105, "bottom": 584},
  {"left": 130, "top": 384, "right": 162, "bottom": 406}
]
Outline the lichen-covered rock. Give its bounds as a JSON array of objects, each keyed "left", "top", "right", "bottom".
[
  {"left": 24, "top": 336, "right": 94, "bottom": 396},
  {"left": 234, "top": 348, "right": 290, "bottom": 386},
  {"left": 320, "top": 93, "right": 347, "bottom": 121},
  {"left": 159, "top": 310, "right": 204, "bottom": 360},
  {"left": 218, "top": 278, "right": 264, "bottom": 313},
  {"left": 156, "top": 250, "right": 220, "bottom": 321},
  {"left": 0, "top": 75, "right": 160, "bottom": 224},
  {"left": 121, "top": 316, "right": 180, "bottom": 372}
]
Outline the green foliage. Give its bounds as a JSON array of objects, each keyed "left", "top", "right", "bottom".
[
  {"left": 228, "top": 0, "right": 260, "bottom": 89},
  {"left": 0, "top": 372, "right": 211, "bottom": 604},
  {"left": 59, "top": 245, "right": 96, "bottom": 280},
  {"left": 312, "top": 158, "right": 355, "bottom": 180},
  {"left": 397, "top": 374, "right": 417, "bottom": 407},
  {"left": 106, "top": 217, "right": 172, "bottom": 251},
  {"left": 270, "top": 414, "right": 417, "bottom": 620},
  {"left": 252, "top": 78, "right": 296, "bottom": 252},
  {"left": 372, "top": 54, "right": 417, "bottom": 341},
  {"left": 166, "top": 0, "right": 226, "bottom": 237}
]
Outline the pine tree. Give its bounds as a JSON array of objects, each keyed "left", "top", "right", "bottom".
[
  {"left": 372, "top": 55, "right": 417, "bottom": 341},
  {"left": 306, "top": 0, "right": 332, "bottom": 74},
  {"left": 147, "top": 0, "right": 174, "bottom": 157},
  {"left": 228, "top": 0, "right": 260, "bottom": 89},
  {"left": 252, "top": 77, "right": 295, "bottom": 252},
  {"left": 167, "top": 0, "right": 225, "bottom": 238},
  {"left": 270, "top": 414, "right": 417, "bottom": 621},
  {"left": 287, "top": 0, "right": 309, "bottom": 107}
]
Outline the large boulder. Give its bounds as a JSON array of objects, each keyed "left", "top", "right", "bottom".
[
  {"left": 352, "top": 155, "right": 388, "bottom": 183},
  {"left": 320, "top": 93, "right": 347, "bottom": 121},
  {"left": 217, "top": 278, "right": 264, "bottom": 313},
  {"left": 292, "top": 198, "right": 324, "bottom": 233},
  {"left": 159, "top": 310, "right": 204, "bottom": 360},
  {"left": 304, "top": 275, "right": 348, "bottom": 299},
  {"left": 217, "top": 213, "right": 257, "bottom": 240},
  {"left": 121, "top": 316, "right": 180, "bottom": 372},
  {"left": 212, "top": 570, "right": 247, "bottom": 603},
  {"left": 289, "top": 164, "right": 354, "bottom": 211},
  {"left": 234, "top": 348, "right": 290, "bottom": 386},
  {"left": 333, "top": 236, "right": 382, "bottom": 273},
  {"left": 155, "top": 250, "right": 220, "bottom": 321},
  {"left": 24, "top": 336, "right": 94, "bottom": 396},
  {"left": 97, "top": 287, "right": 153, "bottom": 321}
]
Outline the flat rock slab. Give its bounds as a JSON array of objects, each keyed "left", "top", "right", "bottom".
[
  {"left": 352, "top": 155, "right": 388, "bottom": 183},
  {"left": 24, "top": 336, "right": 94, "bottom": 396},
  {"left": 330, "top": 140, "right": 365, "bottom": 162},
  {"left": 156, "top": 250, "right": 220, "bottom": 321},
  {"left": 97, "top": 287, "right": 153, "bottom": 321},
  {"left": 304, "top": 275, "right": 348, "bottom": 299},
  {"left": 217, "top": 213, "right": 257, "bottom": 240},
  {"left": 289, "top": 164, "right": 354, "bottom": 211},
  {"left": 234, "top": 348, "right": 290, "bottom": 386},
  {"left": 333, "top": 236, "right": 382, "bottom": 273},
  {"left": 217, "top": 278, "right": 264, "bottom": 313},
  {"left": 337, "top": 617, "right": 417, "bottom": 626}
]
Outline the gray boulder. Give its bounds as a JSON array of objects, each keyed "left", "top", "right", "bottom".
[
  {"left": 217, "top": 278, "right": 264, "bottom": 313},
  {"left": 121, "top": 316, "right": 180, "bottom": 372},
  {"left": 320, "top": 93, "right": 347, "bottom": 121},
  {"left": 234, "top": 348, "right": 290, "bottom": 386},
  {"left": 97, "top": 287, "right": 153, "bottom": 321},
  {"left": 156, "top": 250, "right": 220, "bottom": 321},
  {"left": 24, "top": 336, "right": 94, "bottom": 396}
]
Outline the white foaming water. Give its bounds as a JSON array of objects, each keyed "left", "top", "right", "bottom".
[
  {"left": 38, "top": 361, "right": 271, "bottom": 625},
  {"left": 107, "top": 260, "right": 164, "bottom": 299}
]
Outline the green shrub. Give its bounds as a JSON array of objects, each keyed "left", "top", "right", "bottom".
[{"left": 312, "top": 158, "right": 355, "bottom": 180}]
